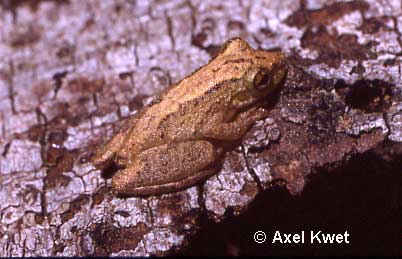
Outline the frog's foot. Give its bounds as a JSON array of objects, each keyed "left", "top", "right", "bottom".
[
  {"left": 111, "top": 140, "right": 218, "bottom": 195},
  {"left": 92, "top": 132, "right": 125, "bottom": 170}
]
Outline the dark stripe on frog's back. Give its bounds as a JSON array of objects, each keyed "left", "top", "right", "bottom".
[
  {"left": 155, "top": 78, "right": 241, "bottom": 136},
  {"left": 126, "top": 49, "right": 252, "bottom": 137},
  {"left": 223, "top": 58, "right": 254, "bottom": 65},
  {"left": 143, "top": 51, "right": 257, "bottom": 108},
  {"left": 142, "top": 51, "right": 227, "bottom": 109},
  {"left": 212, "top": 58, "right": 253, "bottom": 73},
  {"left": 132, "top": 54, "right": 246, "bottom": 119}
]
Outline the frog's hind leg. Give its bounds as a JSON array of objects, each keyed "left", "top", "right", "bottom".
[
  {"left": 116, "top": 168, "right": 216, "bottom": 196},
  {"left": 92, "top": 131, "right": 125, "bottom": 170},
  {"left": 112, "top": 140, "right": 219, "bottom": 195}
]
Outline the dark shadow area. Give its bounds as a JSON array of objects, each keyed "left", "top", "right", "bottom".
[
  {"left": 178, "top": 142, "right": 401, "bottom": 256},
  {"left": 100, "top": 162, "right": 119, "bottom": 180},
  {"left": 335, "top": 79, "right": 394, "bottom": 113}
]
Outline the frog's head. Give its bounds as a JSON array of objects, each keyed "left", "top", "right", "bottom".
[{"left": 218, "top": 38, "right": 287, "bottom": 109}]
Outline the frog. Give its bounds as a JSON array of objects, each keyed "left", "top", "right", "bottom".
[{"left": 92, "top": 38, "right": 286, "bottom": 196}]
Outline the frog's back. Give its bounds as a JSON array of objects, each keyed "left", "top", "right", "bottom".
[{"left": 126, "top": 38, "right": 284, "bottom": 150}]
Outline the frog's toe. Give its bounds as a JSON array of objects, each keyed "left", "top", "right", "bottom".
[
  {"left": 92, "top": 132, "right": 126, "bottom": 169},
  {"left": 92, "top": 149, "right": 115, "bottom": 169}
]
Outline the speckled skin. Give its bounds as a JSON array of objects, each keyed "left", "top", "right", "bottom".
[{"left": 92, "top": 38, "right": 286, "bottom": 195}]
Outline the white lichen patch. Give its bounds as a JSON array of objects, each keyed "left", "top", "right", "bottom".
[
  {"left": 204, "top": 148, "right": 258, "bottom": 220},
  {"left": 308, "top": 60, "right": 360, "bottom": 84},
  {"left": 0, "top": 140, "right": 42, "bottom": 175},
  {"left": 246, "top": 154, "right": 273, "bottom": 188},
  {"left": 387, "top": 103, "right": 402, "bottom": 142},
  {"left": 64, "top": 121, "right": 95, "bottom": 150},
  {"left": 143, "top": 228, "right": 184, "bottom": 253},
  {"left": 336, "top": 109, "right": 389, "bottom": 136},
  {"left": 111, "top": 197, "right": 151, "bottom": 228}
]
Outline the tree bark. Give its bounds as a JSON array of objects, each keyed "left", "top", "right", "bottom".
[{"left": 0, "top": 0, "right": 400, "bottom": 256}]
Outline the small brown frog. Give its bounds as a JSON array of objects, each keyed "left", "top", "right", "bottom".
[{"left": 93, "top": 38, "right": 286, "bottom": 196}]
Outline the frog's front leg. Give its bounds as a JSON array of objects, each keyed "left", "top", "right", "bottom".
[
  {"left": 201, "top": 107, "right": 269, "bottom": 140},
  {"left": 112, "top": 140, "right": 218, "bottom": 195}
]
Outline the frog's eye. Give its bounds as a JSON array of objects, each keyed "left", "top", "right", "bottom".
[{"left": 253, "top": 69, "right": 271, "bottom": 90}]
